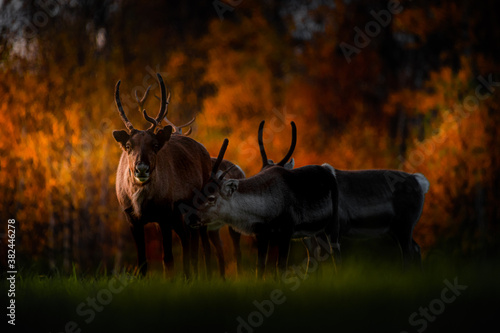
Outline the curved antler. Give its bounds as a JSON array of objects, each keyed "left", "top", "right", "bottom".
[
  {"left": 211, "top": 138, "right": 229, "bottom": 177},
  {"left": 135, "top": 86, "right": 151, "bottom": 113},
  {"left": 144, "top": 73, "right": 170, "bottom": 132},
  {"left": 154, "top": 94, "right": 195, "bottom": 136},
  {"left": 258, "top": 120, "right": 269, "bottom": 168},
  {"left": 115, "top": 80, "right": 135, "bottom": 132},
  {"left": 218, "top": 164, "right": 235, "bottom": 181},
  {"left": 276, "top": 121, "right": 297, "bottom": 167},
  {"left": 164, "top": 116, "right": 195, "bottom": 135},
  {"left": 142, "top": 109, "right": 157, "bottom": 127}
]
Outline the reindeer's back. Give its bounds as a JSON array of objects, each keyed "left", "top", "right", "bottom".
[
  {"left": 158, "top": 135, "right": 212, "bottom": 202},
  {"left": 211, "top": 158, "right": 246, "bottom": 179}
]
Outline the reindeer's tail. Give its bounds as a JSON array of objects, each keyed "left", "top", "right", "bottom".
[{"left": 413, "top": 173, "right": 430, "bottom": 194}]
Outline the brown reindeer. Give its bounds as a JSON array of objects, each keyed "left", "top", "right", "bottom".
[
  {"left": 134, "top": 86, "right": 222, "bottom": 277},
  {"left": 155, "top": 109, "right": 246, "bottom": 277},
  {"left": 113, "top": 73, "right": 213, "bottom": 277}
]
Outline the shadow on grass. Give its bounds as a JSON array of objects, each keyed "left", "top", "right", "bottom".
[{"left": 8, "top": 249, "right": 499, "bottom": 333}]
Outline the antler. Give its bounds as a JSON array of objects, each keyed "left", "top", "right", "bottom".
[
  {"left": 218, "top": 164, "right": 235, "bottom": 181},
  {"left": 258, "top": 120, "right": 297, "bottom": 168},
  {"left": 211, "top": 138, "right": 229, "bottom": 178},
  {"left": 276, "top": 121, "right": 297, "bottom": 167},
  {"left": 144, "top": 73, "right": 170, "bottom": 132},
  {"left": 115, "top": 80, "right": 135, "bottom": 133},
  {"left": 154, "top": 94, "right": 196, "bottom": 136},
  {"left": 258, "top": 120, "right": 269, "bottom": 168},
  {"left": 135, "top": 85, "right": 151, "bottom": 113}
]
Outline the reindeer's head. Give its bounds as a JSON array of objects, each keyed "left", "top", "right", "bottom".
[
  {"left": 191, "top": 138, "right": 234, "bottom": 226},
  {"left": 258, "top": 120, "right": 296, "bottom": 171},
  {"left": 112, "top": 74, "right": 173, "bottom": 185}
]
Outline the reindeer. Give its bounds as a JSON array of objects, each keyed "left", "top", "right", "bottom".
[
  {"left": 208, "top": 120, "right": 298, "bottom": 275},
  {"left": 207, "top": 158, "right": 246, "bottom": 276},
  {"left": 134, "top": 88, "right": 237, "bottom": 278},
  {"left": 112, "top": 73, "right": 213, "bottom": 277},
  {"left": 194, "top": 139, "right": 340, "bottom": 279},
  {"left": 258, "top": 121, "right": 429, "bottom": 269},
  {"left": 333, "top": 168, "right": 429, "bottom": 269},
  {"left": 203, "top": 120, "right": 298, "bottom": 276}
]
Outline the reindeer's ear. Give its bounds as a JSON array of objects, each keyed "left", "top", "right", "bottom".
[
  {"left": 156, "top": 125, "right": 173, "bottom": 149},
  {"left": 221, "top": 179, "right": 239, "bottom": 198},
  {"left": 113, "top": 130, "right": 130, "bottom": 147},
  {"left": 285, "top": 158, "right": 295, "bottom": 170}
]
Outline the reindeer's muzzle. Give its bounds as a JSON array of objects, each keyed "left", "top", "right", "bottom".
[{"left": 134, "top": 162, "right": 150, "bottom": 183}]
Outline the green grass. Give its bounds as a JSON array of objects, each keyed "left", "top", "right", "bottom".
[{"left": 7, "top": 253, "right": 499, "bottom": 333}]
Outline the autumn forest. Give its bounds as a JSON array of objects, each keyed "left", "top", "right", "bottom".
[{"left": 1, "top": 0, "right": 499, "bottom": 275}]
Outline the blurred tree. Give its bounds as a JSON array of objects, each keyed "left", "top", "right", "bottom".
[{"left": 0, "top": 0, "right": 499, "bottom": 275}]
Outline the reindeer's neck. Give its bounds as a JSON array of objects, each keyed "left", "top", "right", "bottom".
[
  {"left": 126, "top": 172, "right": 154, "bottom": 219},
  {"left": 219, "top": 189, "right": 280, "bottom": 235}
]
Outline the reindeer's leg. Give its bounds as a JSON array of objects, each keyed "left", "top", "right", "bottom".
[
  {"left": 172, "top": 213, "right": 191, "bottom": 279},
  {"left": 276, "top": 232, "right": 292, "bottom": 278},
  {"left": 315, "top": 233, "right": 331, "bottom": 259},
  {"left": 199, "top": 225, "right": 212, "bottom": 279},
  {"left": 130, "top": 223, "right": 147, "bottom": 276},
  {"left": 159, "top": 221, "right": 174, "bottom": 274},
  {"left": 314, "top": 232, "right": 338, "bottom": 274},
  {"left": 228, "top": 226, "right": 242, "bottom": 275},
  {"left": 267, "top": 237, "right": 280, "bottom": 278},
  {"left": 325, "top": 218, "right": 341, "bottom": 271},
  {"left": 302, "top": 237, "right": 316, "bottom": 274},
  {"left": 189, "top": 228, "right": 199, "bottom": 277},
  {"left": 392, "top": 179, "right": 425, "bottom": 271},
  {"left": 389, "top": 223, "right": 416, "bottom": 271},
  {"left": 208, "top": 229, "right": 226, "bottom": 279},
  {"left": 412, "top": 239, "right": 422, "bottom": 271},
  {"left": 388, "top": 230, "right": 405, "bottom": 270},
  {"left": 255, "top": 233, "right": 270, "bottom": 279}
]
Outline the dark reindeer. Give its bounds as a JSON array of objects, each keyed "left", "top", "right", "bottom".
[
  {"left": 258, "top": 120, "right": 331, "bottom": 267},
  {"left": 210, "top": 120, "right": 298, "bottom": 274},
  {"left": 113, "top": 73, "right": 213, "bottom": 277},
  {"left": 333, "top": 168, "right": 429, "bottom": 269},
  {"left": 205, "top": 120, "right": 298, "bottom": 275},
  {"left": 258, "top": 121, "right": 429, "bottom": 269},
  {"left": 208, "top": 158, "right": 246, "bottom": 276},
  {"left": 195, "top": 140, "right": 340, "bottom": 279}
]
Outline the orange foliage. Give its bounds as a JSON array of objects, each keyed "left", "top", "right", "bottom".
[{"left": 1, "top": 0, "right": 499, "bottom": 274}]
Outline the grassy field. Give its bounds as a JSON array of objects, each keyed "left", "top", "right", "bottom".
[{"left": 6, "top": 248, "right": 499, "bottom": 333}]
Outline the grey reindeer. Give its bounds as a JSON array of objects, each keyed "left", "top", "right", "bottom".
[
  {"left": 257, "top": 120, "right": 430, "bottom": 270},
  {"left": 193, "top": 138, "right": 340, "bottom": 279}
]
